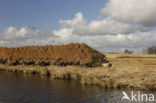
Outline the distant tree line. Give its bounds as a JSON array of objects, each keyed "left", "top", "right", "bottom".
[
  {"left": 145, "top": 46, "right": 156, "bottom": 54},
  {"left": 124, "top": 49, "right": 133, "bottom": 54}
]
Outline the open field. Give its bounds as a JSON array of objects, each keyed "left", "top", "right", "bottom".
[
  {"left": 0, "top": 53, "right": 156, "bottom": 90},
  {"left": 106, "top": 54, "right": 156, "bottom": 90},
  {"left": 106, "top": 53, "right": 156, "bottom": 59}
]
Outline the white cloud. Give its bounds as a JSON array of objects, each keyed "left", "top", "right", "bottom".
[
  {"left": 51, "top": 12, "right": 156, "bottom": 53},
  {"left": 0, "top": 25, "right": 156, "bottom": 53},
  {"left": 53, "top": 28, "right": 73, "bottom": 38},
  {"left": 2, "top": 26, "right": 40, "bottom": 40},
  {"left": 53, "top": 12, "right": 136, "bottom": 36},
  {"left": 85, "top": 18, "right": 134, "bottom": 35},
  {"left": 77, "top": 32, "right": 156, "bottom": 53},
  {"left": 0, "top": 26, "right": 54, "bottom": 47},
  {"left": 101, "top": 0, "right": 156, "bottom": 26},
  {"left": 1, "top": 2, "right": 156, "bottom": 53},
  {"left": 59, "top": 12, "right": 86, "bottom": 28},
  {"left": 4, "top": 27, "right": 25, "bottom": 39}
]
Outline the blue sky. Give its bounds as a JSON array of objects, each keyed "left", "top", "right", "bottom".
[
  {"left": 0, "top": 0, "right": 156, "bottom": 53},
  {"left": 0, "top": 0, "right": 107, "bottom": 31}
]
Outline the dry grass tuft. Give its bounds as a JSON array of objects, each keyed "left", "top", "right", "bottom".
[{"left": 0, "top": 53, "right": 156, "bottom": 90}]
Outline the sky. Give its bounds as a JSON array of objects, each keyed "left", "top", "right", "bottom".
[
  {"left": 0, "top": 0, "right": 106, "bottom": 30},
  {"left": 0, "top": 0, "right": 156, "bottom": 53}
]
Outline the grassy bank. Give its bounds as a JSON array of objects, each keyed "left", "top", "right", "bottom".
[{"left": 0, "top": 54, "right": 156, "bottom": 91}]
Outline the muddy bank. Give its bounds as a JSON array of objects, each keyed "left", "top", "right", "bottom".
[
  {"left": 0, "top": 43, "right": 107, "bottom": 67},
  {"left": 0, "top": 64, "right": 156, "bottom": 91}
]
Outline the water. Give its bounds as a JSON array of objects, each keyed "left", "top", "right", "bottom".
[{"left": 0, "top": 71, "right": 155, "bottom": 103}]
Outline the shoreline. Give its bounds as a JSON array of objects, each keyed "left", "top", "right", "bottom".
[
  {"left": 0, "top": 60, "right": 156, "bottom": 91},
  {"left": 0, "top": 54, "right": 156, "bottom": 91}
]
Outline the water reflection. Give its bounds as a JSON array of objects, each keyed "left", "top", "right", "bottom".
[{"left": 0, "top": 71, "right": 155, "bottom": 103}]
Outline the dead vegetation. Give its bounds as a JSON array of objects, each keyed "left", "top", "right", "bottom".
[
  {"left": 0, "top": 43, "right": 107, "bottom": 67},
  {"left": 0, "top": 47, "right": 156, "bottom": 91},
  {"left": 0, "top": 53, "right": 156, "bottom": 90}
]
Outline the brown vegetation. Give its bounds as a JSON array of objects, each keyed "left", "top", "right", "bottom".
[
  {"left": 0, "top": 54, "right": 156, "bottom": 90},
  {"left": 0, "top": 43, "right": 107, "bottom": 67}
]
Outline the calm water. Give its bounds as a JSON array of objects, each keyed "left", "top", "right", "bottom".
[{"left": 0, "top": 71, "right": 155, "bottom": 103}]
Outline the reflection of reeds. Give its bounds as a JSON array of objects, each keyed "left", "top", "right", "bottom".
[
  {"left": 0, "top": 53, "right": 156, "bottom": 90},
  {"left": 0, "top": 64, "right": 116, "bottom": 89}
]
